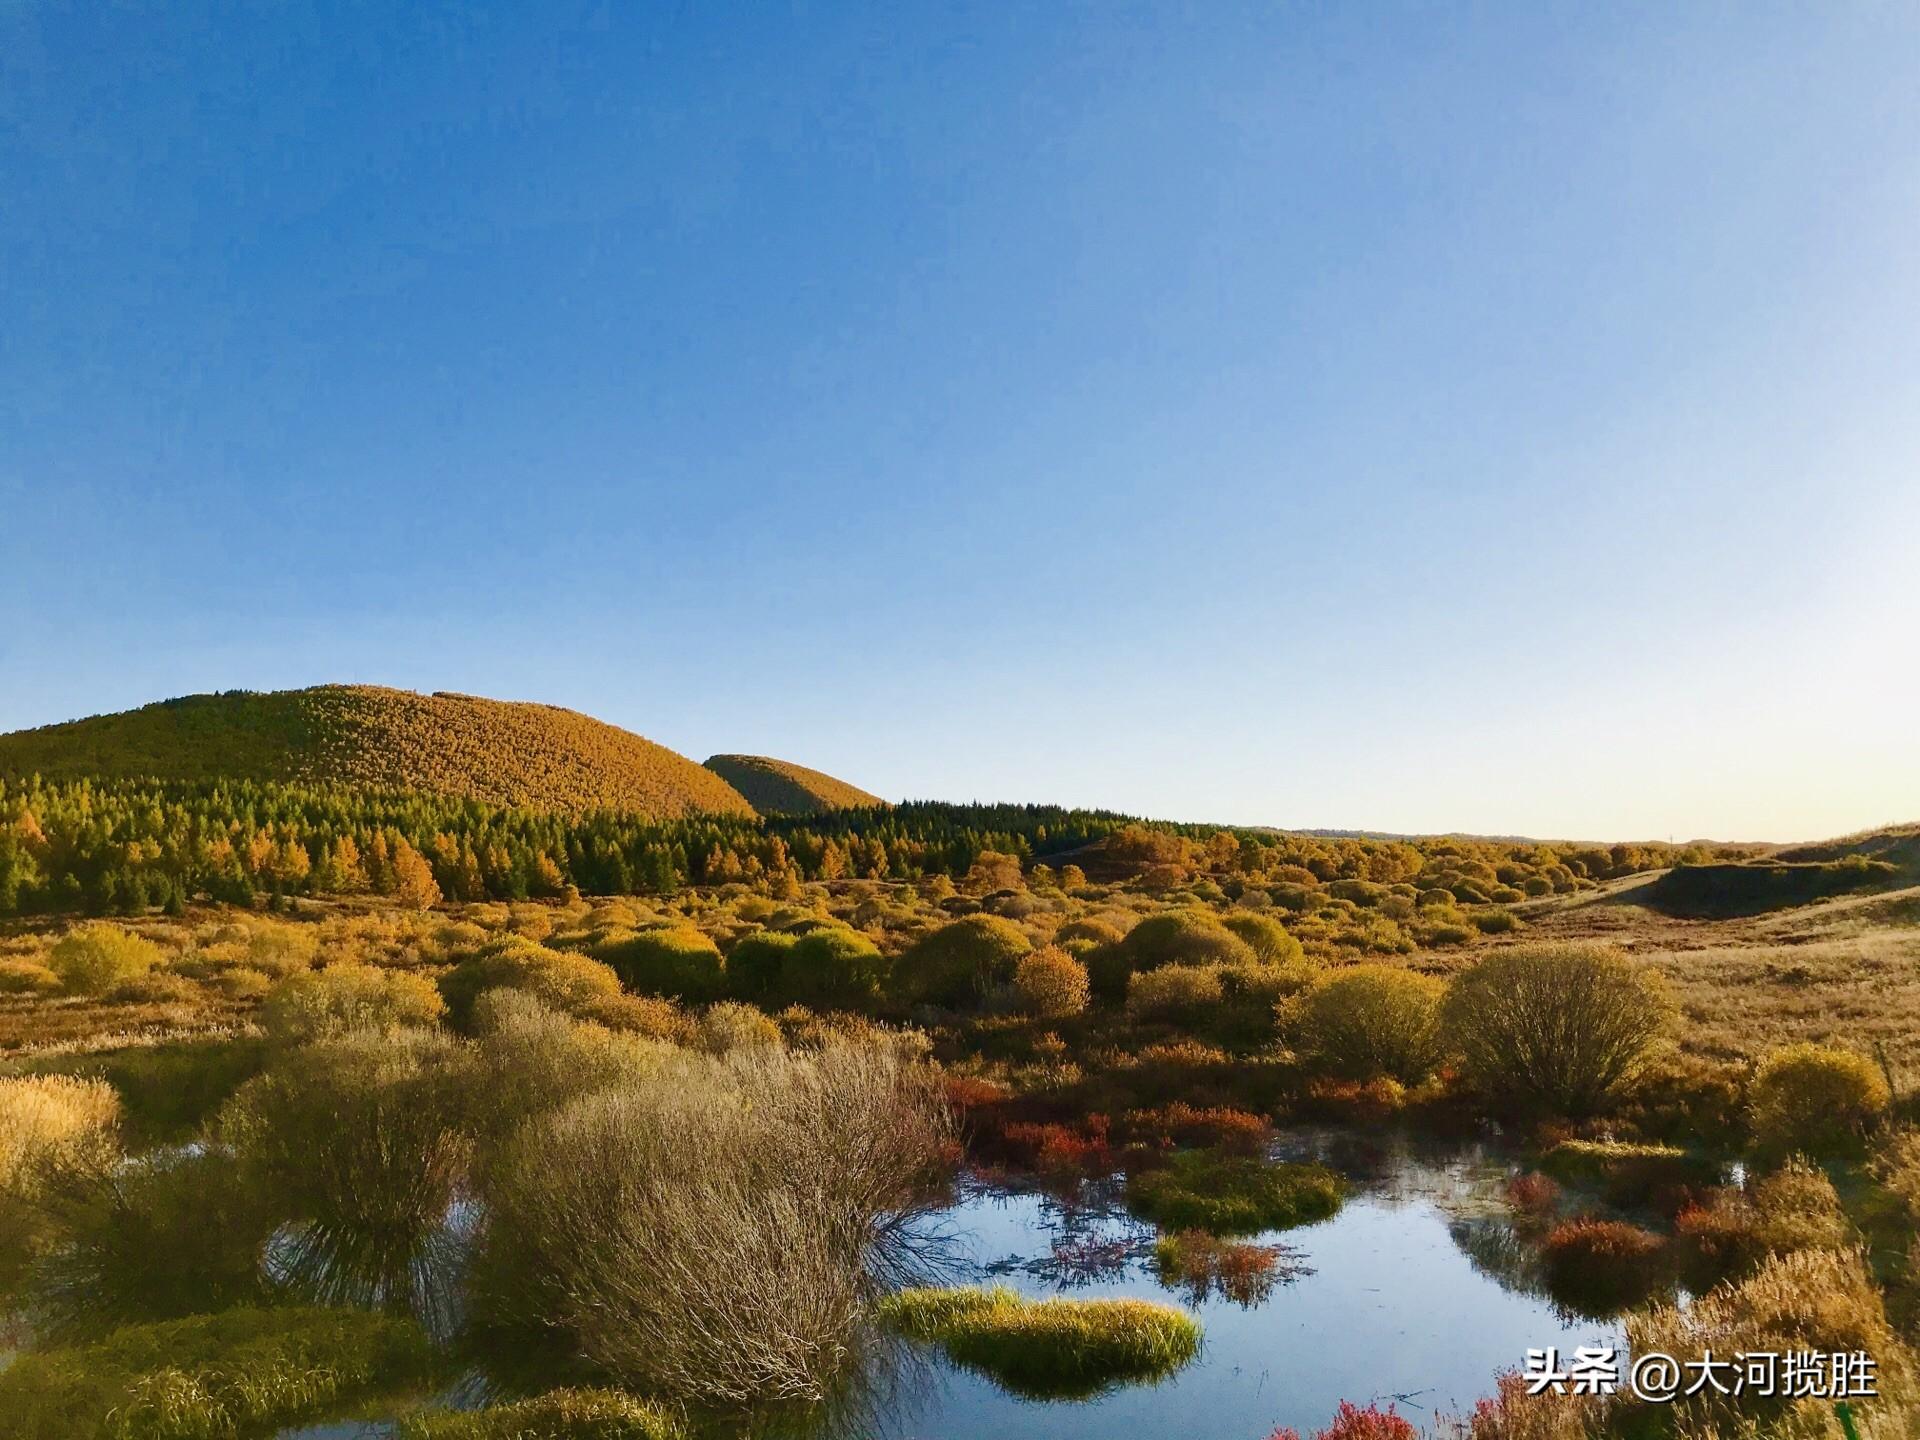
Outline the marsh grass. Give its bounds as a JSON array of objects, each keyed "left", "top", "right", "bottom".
[
  {"left": 398, "top": 1387, "right": 684, "bottom": 1439},
  {"left": 0, "top": 1306, "right": 435, "bottom": 1440},
  {"left": 1127, "top": 1149, "right": 1345, "bottom": 1234},
  {"left": 876, "top": 1284, "right": 1201, "bottom": 1398},
  {"left": 471, "top": 1041, "right": 951, "bottom": 1406}
]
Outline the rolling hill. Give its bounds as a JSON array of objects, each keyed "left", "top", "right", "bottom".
[
  {"left": 703, "top": 754, "right": 885, "bottom": 816},
  {"left": 0, "top": 686, "right": 756, "bottom": 818}
]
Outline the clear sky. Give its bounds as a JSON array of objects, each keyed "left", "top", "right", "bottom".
[{"left": 4, "top": 3, "right": 1917, "bottom": 842}]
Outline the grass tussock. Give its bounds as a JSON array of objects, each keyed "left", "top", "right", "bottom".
[
  {"left": 398, "top": 1388, "right": 684, "bottom": 1440},
  {"left": 0, "top": 1306, "right": 435, "bottom": 1440},
  {"left": 876, "top": 1285, "right": 1201, "bottom": 1398},
  {"left": 1127, "top": 1149, "right": 1345, "bottom": 1234}
]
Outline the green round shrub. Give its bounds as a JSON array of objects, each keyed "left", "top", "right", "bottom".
[
  {"left": 724, "top": 930, "right": 800, "bottom": 1005},
  {"left": 1442, "top": 944, "right": 1672, "bottom": 1116},
  {"left": 1120, "top": 910, "right": 1256, "bottom": 970},
  {"left": 1749, "top": 1043, "right": 1889, "bottom": 1158},
  {"left": 1220, "top": 912, "right": 1306, "bottom": 966},
  {"left": 594, "top": 928, "right": 726, "bottom": 1003},
  {"left": 1294, "top": 964, "right": 1444, "bottom": 1084},
  {"left": 786, "top": 927, "right": 889, "bottom": 1009},
  {"left": 895, "top": 915, "right": 1031, "bottom": 1009}
]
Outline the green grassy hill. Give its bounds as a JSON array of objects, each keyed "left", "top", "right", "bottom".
[
  {"left": 0, "top": 687, "right": 755, "bottom": 818},
  {"left": 702, "top": 754, "right": 884, "bottom": 816}
]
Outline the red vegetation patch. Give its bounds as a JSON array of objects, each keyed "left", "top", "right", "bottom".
[
  {"left": 1269, "top": 1400, "right": 1419, "bottom": 1440},
  {"left": 1121, "top": 1102, "right": 1274, "bottom": 1155},
  {"left": 1504, "top": 1171, "right": 1561, "bottom": 1222}
]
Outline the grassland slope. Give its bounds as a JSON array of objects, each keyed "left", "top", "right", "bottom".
[
  {"left": 702, "top": 754, "right": 884, "bottom": 815},
  {"left": 0, "top": 687, "right": 755, "bottom": 818}
]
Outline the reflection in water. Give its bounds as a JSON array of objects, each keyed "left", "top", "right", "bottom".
[{"left": 271, "top": 1126, "right": 1628, "bottom": 1439}]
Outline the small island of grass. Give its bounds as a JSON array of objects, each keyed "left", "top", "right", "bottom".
[
  {"left": 1127, "top": 1149, "right": 1346, "bottom": 1234},
  {"left": 876, "top": 1285, "right": 1202, "bottom": 1398}
]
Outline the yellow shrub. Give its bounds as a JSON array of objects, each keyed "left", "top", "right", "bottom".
[
  {"left": 1125, "top": 964, "right": 1224, "bottom": 1020},
  {"left": 1013, "top": 947, "right": 1090, "bottom": 1018},
  {"left": 46, "top": 924, "right": 163, "bottom": 996},
  {"left": 261, "top": 963, "right": 448, "bottom": 1045},
  {"left": 1750, "top": 1042, "right": 1889, "bottom": 1157},
  {"left": 1293, "top": 964, "right": 1444, "bottom": 1084}
]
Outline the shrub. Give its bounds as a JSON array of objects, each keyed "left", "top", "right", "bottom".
[
  {"left": 1537, "top": 1139, "right": 1713, "bottom": 1207},
  {"left": 1013, "top": 946, "right": 1090, "bottom": 1018},
  {"left": 0, "top": 1074, "right": 120, "bottom": 1192},
  {"left": 1539, "top": 1217, "right": 1668, "bottom": 1316},
  {"left": 1125, "top": 963, "right": 1225, "bottom": 1020},
  {"left": 1122, "top": 1102, "right": 1273, "bottom": 1155},
  {"left": 695, "top": 1000, "right": 783, "bottom": 1053},
  {"left": 46, "top": 924, "right": 163, "bottom": 995},
  {"left": 1442, "top": 944, "right": 1671, "bottom": 1115},
  {"left": 1127, "top": 1149, "right": 1344, "bottom": 1234},
  {"left": 0, "top": 1074, "right": 121, "bottom": 1288},
  {"left": 1292, "top": 964, "right": 1444, "bottom": 1084},
  {"left": 439, "top": 936, "right": 625, "bottom": 1028},
  {"left": 1056, "top": 917, "right": 1124, "bottom": 947},
  {"left": 785, "top": 927, "right": 889, "bottom": 1009},
  {"left": 1471, "top": 908, "right": 1519, "bottom": 934},
  {"left": 876, "top": 1285, "right": 1200, "bottom": 1398},
  {"left": 470, "top": 991, "right": 670, "bottom": 1141},
  {"left": 398, "top": 1388, "right": 684, "bottom": 1439},
  {"left": 594, "top": 927, "right": 726, "bottom": 1003},
  {"left": 471, "top": 1043, "right": 951, "bottom": 1405},
  {"left": 1117, "top": 910, "right": 1255, "bottom": 973},
  {"left": 1674, "top": 1159, "right": 1856, "bottom": 1285},
  {"left": 0, "top": 1307, "right": 434, "bottom": 1440},
  {"left": 895, "top": 915, "right": 1031, "bottom": 1009},
  {"left": 1221, "top": 912, "right": 1306, "bottom": 966},
  {"left": 28, "top": 1145, "right": 274, "bottom": 1340},
  {"left": 1749, "top": 1042, "right": 1890, "bottom": 1158},
  {"left": 725, "top": 929, "right": 800, "bottom": 1004},
  {"left": 261, "top": 962, "right": 447, "bottom": 1045},
  {"left": 222, "top": 1028, "right": 474, "bottom": 1323}
]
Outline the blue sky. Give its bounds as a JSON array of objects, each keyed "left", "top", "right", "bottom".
[{"left": 4, "top": 2, "right": 1917, "bottom": 840}]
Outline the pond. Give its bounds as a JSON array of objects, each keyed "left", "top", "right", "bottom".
[{"left": 279, "top": 1126, "right": 1625, "bottom": 1439}]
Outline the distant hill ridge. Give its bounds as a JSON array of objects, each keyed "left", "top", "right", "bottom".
[
  {"left": 703, "top": 754, "right": 885, "bottom": 816},
  {"left": 0, "top": 686, "right": 755, "bottom": 819}
]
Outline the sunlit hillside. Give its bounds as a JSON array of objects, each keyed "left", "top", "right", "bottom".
[
  {"left": 702, "top": 754, "right": 885, "bottom": 816},
  {"left": 0, "top": 687, "right": 754, "bottom": 819}
]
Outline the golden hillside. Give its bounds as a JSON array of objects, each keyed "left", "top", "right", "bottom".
[
  {"left": 702, "top": 754, "right": 884, "bottom": 816},
  {"left": 0, "top": 687, "right": 755, "bottom": 818}
]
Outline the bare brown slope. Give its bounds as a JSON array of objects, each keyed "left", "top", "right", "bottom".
[
  {"left": 702, "top": 754, "right": 884, "bottom": 816},
  {"left": 0, "top": 686, "right": 755, "bottom": 818}
]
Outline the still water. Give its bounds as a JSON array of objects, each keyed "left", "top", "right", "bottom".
[{"left": 284, "top": 1127, "right": 1622, "bottom": 1440}]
